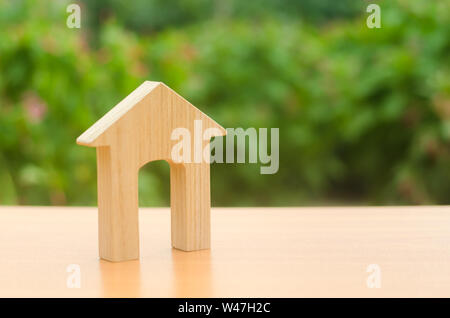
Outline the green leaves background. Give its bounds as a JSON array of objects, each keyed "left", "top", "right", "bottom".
[{"left": 0, "top": 0, "right": 448, "bottom": 206}]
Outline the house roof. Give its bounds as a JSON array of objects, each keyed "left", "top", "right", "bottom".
[{"left": 76, "top": 81, "right": 226, "bottom": 146}]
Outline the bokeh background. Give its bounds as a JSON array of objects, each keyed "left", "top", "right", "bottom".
[{"left": 0, "top": 0, "right": 449, "bottom": 206}]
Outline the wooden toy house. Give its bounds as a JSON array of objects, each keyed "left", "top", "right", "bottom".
[{"left": 77, "top": 81, "right": 225, "bottom": 262}]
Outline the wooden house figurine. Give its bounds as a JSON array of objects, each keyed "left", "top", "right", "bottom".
[{"left": 77, "top": 81, "right": 226, "bottom": 262}]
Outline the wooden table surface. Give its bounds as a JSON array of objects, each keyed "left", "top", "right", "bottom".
[{"left": 1, "top": 206, "right": 450, "bottom": 297}]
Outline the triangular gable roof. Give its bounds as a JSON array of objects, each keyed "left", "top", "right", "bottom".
[{"left": 77, "top": 81, "right": 225, "bottom": 147}]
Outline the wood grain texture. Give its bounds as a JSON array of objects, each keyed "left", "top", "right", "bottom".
[
  {"left": 1, "top": 206, "right": 450, "bottom": 297},
  {"left": 77, "top": 81, "right": 225, "bottom": 261},
  {"left": 170, "top": 163, "right": 211, "bottom": 251}
]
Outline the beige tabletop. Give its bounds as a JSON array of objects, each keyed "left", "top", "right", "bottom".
[{"left": 0, "top": 206, "right": 450, "bottom": 297}]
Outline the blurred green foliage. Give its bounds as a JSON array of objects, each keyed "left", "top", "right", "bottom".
[
  {"left": 0, "top": 0, "right": 449, "bottom": 206},
  {"left": 82, "top": 0, "right": 363, "bottom": 34}
]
